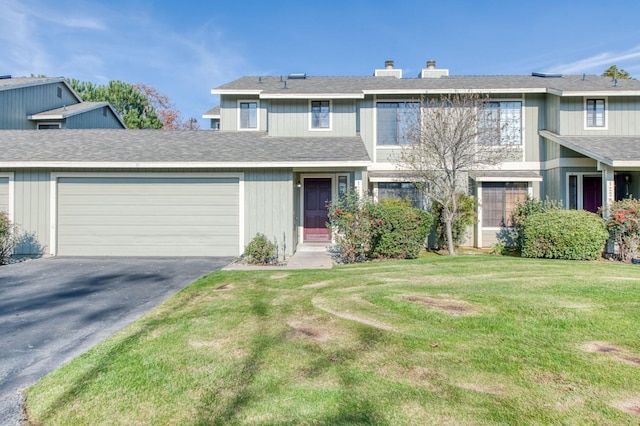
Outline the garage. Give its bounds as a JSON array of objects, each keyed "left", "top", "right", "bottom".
[{"left": 55, "top": 175, "right": 241, "bottom": 256}]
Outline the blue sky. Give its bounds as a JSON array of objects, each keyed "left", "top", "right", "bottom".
[{"left": 2, "top": 0, "right": 640, "bottom": 127}]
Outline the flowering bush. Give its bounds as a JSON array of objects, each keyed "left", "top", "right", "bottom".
[
  {"left": 0, "top": 211, "right": 18, "bottom": 265},
  {"left": 327, "top": 191, "right": 378, "bottom": 263},
  {"left": 605, "top": 198, "right": 640, "bottom": 262}
]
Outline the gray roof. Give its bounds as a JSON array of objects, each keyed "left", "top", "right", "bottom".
[
  {"left": 214, "top": 75, "right": 640, "bottom": 96},
  {"left": 29, "top": 102, "right": 111, "bottom": 119},
  {"left": 0, "top": 130, "right": 370, "bottom": 165},
  {"left": 0, "top": 77, "right": 66, "bottom": 91},
  {"left": 202, "top": 106, "right": 220, "bottom": 118},
  {"left": 540, "top": 130, "right": 640, "bottom": 166}
]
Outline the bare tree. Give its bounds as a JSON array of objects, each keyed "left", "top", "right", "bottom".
[{"left": 394, "top": 92, "right": 519, "bottom": 255}]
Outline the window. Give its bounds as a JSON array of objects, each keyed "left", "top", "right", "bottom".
[
  {"left": 37, "top": 123, "right": 61, "bottom": 129},
  {"left": 57, "top": 87, "right": 62, "bottom": 98},
  {"left": 586, "top": 98, "right": 605, "bottom": 128},
  {"left": 482, "top": 182, "right": 527, "bottom": 227},
  {"left": 378, "top": 182, "right": 423, "bottom": 208},
  {"left": 310, "top": 100, "right": 330, "bottom": 129},
  {"left": 376, "top": 102, "right": 419, "bottom": 145},
  {"left": 479, "top": 101, "right": 522, "bottom": 145},
  {"left": 239, "top": 101, "right": 258, "bottom": 129},
  {"left": 338, "top": 175, "right": 348, "bottom": 196}
]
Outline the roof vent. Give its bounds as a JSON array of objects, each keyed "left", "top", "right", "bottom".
[
  {"left": 0, "top": 75, "right": 11, "bottom": 80},
  {"left": 531, "top": 72, "right": 563, "bottom": 78},
  {"left": 288, "top": 73, "right": 307, "bottom": 79}
]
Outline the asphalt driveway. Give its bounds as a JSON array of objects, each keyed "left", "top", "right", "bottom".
[{"left": 0, "top": 256, "right": 231, "bottom": 426}]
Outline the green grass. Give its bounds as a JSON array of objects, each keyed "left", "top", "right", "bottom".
[{"left": 24, "top": 255, "right": 640, "bottom": 425}]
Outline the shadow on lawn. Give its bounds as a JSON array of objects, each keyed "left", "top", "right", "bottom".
[{"left": 196, "top": 295, "right": 388, "bottom": 425}]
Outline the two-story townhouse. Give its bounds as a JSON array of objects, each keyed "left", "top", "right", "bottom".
[
  {"left": 0, "top": 76, "right": 125, "bottom": 129},
  {"left": 2, "top": 61, "right": 640, "bottom": 259}
]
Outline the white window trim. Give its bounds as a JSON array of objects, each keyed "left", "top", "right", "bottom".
[
  {"left": 237, "top": 99, "right": 260, "bottom": 131},
  {"left": 308, "top": 100, "right": 332, "bottom": 131},
  {"left": 584, "top": 97, "right": 608, "bottom": 130},
  {"left": 565, "top": 172, "right": 602, "bottom": 210},
  {"left": 37, "top": 122, "right": 62, "bottom": 129},
  {"left": 0, "top": 172, "right": 15, "bottom": 223},
  {"left": 49, "top": 172, "right": 245, "bottom": 256}
]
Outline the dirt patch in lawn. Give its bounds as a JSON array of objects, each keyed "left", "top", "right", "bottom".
[
  {"left": 215, "top": 284, "right": 234, "bottom": 291},
  {"left": 611, "top": 397, "right": 640, "bottom": 416},
  {"left": 400, "top": 294, "right": 481, "bottom": 316},
  {"left": 581, "top": 342, "right": 640, "bottom": 367},
  {"left": 312, "top": 297, "right": 395, "bottom": 331}
]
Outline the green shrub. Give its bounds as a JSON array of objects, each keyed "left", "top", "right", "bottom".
[
  {"left": 327, "top": 191, "right": 378, "bottom": 263},
  {"left": 605, "top": 197, "right": 640, "bottom": 262},
  {"left": 243, "top": 233, "right": 277, "bottom": 265},
  {"left": 521, "top": 210, "right": 608, "bottom": 260},
  {"left": 431, "top": 193, "right": 476, "bottom": 249},
  {"left": 0, "top": 211, "right": 17, "bottom": 265},
  {"left": 509, "top": 196, "right": 562, "bottom": 249},
  {"left": 369, "top": 202, "right": 433, "bottom": 259}
]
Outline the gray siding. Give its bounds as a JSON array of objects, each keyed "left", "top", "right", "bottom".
[
  {"left": 546, "top": 94, "right": 560, "bottom": 133},
  {"left": 12, "top": 169, "right": 50, "bottom": 255},
  {"left": 359, "top": 97, "right": 375, "bottom": 161},
  {"left": 559, "top": 96, "right": 640, "bottom": 135},
  {"left": 219, "top": 95, "right": 267, "bottom": 131},
  {"left": 66, "top": 108, "right": 124, "bottom": 129},
  {"left": 57, "top": 176, "right": 239, "bottom": 256},
  {"left": 244, "top": 168, "right": 295, "bottom": 257},
  {"left": 524, "top": 94, "right": 545, "bottom": 162},
  {"left": 0, "top": 83, "right": 79, "bottom": 129},
  {"left": 0, "top": 177, "right": 8, "bottom": 213},
  {"left": 268, "top": 99, "right": 356, "bottom": 137}
]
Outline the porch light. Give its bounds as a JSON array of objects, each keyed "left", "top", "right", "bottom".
[{"left": 296, "top": 181, "right": 301, "bottom": 188}]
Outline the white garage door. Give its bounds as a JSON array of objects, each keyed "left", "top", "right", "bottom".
[
  {"left": 56, "top": 176, "right": 240, "bottom": 256},
  {"left": 0, "top": 177, "right": 8, "bottom": 214}
]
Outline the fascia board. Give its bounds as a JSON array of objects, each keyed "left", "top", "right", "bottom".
[
  {"left": 0, "top": 161, "right": 372, "bottom": 169},
  {"left": 362, "top": 88, "right": 546, "bottom": 95},
  {"left": 555, "top": 90, "right": 640, "bottom": 97},
  {"left": 259, "top": 93, "right": 364, "bottom": 99},
  {"left": 211, "top": 89, "right": 262, "bottom": 95}
]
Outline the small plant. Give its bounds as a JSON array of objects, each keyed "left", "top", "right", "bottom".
[
  {"left": 243, "top": 233, "right": 277, "bottom": 265},
  {"left": 604, "top": 197, "right": 640, "bottom": 262},
  {"left": 521, "top": 210, "right": 608, "bottom": 260},
  {"left": 0, "top": 211, "right": 18, "bottom": 265}
]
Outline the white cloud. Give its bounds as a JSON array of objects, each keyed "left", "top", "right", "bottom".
[{"left": 547, "top": 46, "right": 640, "bottom": 75}]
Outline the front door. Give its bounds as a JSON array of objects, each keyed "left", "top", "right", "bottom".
[
  {"left": 583, "top": 176, "right": 602, "bottom": 214},
  {"left": 304, "top": 178, "right": 332, "bottom": 241}
]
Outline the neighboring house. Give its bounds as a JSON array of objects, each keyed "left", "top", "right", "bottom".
[
  {"left": 1, "top": 61, "right": 640, "bottom": 258},
  {"left": 0, "top": 76, "right": 126, "bottom": 129},
  {"left": 202, "top": 105, "right": 221, "bottom": 130}
]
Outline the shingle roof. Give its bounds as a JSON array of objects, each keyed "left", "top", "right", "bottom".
[
  {"left": 28, "top": 102, "right": 111, "bottom": 119},
  {"left": 540, "top": 130, "right": 640, "bottom": 166},
  {"left": 0, "top": 130, "right": 371, "bottom": 165},
  {"left": 202, "top": 106, "right": 220, "bottom": 118},
  {"left": 214, "top": 75, "right": 640, "bottom": 96},
  {"left": 0, "top": 77, "right": 66, "bottom": 91}
]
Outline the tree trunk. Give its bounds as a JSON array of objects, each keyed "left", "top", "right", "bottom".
[{"left": 445, "top": 218, "right": 456, "bottom": 255}]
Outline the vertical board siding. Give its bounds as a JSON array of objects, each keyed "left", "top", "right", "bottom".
[
  {"left": 0, "top": 177, "right": 8, "bottom": 212},
  {"left": 220, "top": 95, "right": 266, "bottom": 131},
  {"left": 244, "top": 169, "right": 294, "bottom": 256},
  {"left": 560, "top": 96, "right": 640, "bottom": 135},
  {"left": 66, "top": 108, "right": 124, "bottom": 129},
  {"left": 546, "top": 95, "right": 560, "bottom": 134},
  {"left": 359, "top": 97, "right": 375, "bottom": 161},
  {"left": 524, "top": 94, "right": 545, "bottom": 162},
  {"left": 13, "top": 169, "right": 50, "bottom": 255},
  {"left": 268, "top": 99, "right": 356, "bottom": 137},
  {"left": 0, "top": 83, "right": 79, "bottom": 129}
]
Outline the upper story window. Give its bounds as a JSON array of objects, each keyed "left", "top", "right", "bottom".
[
  {"left": 585, "top": 98, "right": 606, "bottom": 128},
  {"left": 478, "top": 101, "right": 522, "bottom": 145},
  {"left": 238, "top": 101, "right": 258, "bottom": 130},
  {"left": 376, "top": 101, "right": 419, "bottom": 145},
  {"left": 310, "top": 100, "right": 331, "bottom": 130}
]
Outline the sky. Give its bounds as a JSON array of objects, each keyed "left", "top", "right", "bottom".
[{"left": 2, "top": 0, "right": 640, "bottom": 127}]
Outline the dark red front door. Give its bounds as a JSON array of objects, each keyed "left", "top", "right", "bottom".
[
  {"left": 583, "top": 176, "right": 602, "bottom": 213},
  {"left": 304, "top": 178, "right": 331, "bottom": 241}
]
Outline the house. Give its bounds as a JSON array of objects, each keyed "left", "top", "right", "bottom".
[
  {"left": 2, "top": 61, "right": 640, "bottom": 258},
  {"left": 0, "top": 76, "right": 126, "bottom": 129}
]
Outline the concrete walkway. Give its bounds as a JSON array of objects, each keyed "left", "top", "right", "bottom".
[{"left": 223, "top": 242, "right": 334, "bottom": 270}]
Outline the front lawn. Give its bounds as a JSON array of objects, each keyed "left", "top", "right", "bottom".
[{"left": 24, "top": 256, "right": 640, "bottom": 425}]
